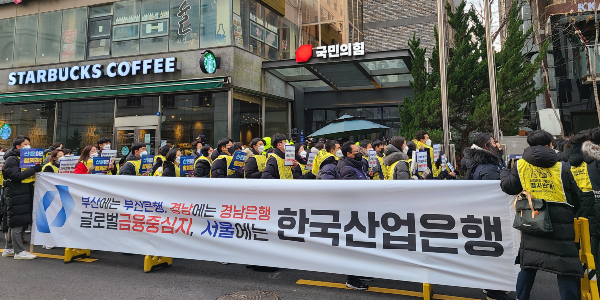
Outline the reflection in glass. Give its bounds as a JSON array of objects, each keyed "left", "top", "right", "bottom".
[
  {"left": 114, "top": 0, "right": 141, "bottom": 25},
  {"left": 265, "top": 99, "right": 288, "bottom": 138},
  {"left": 37, "top": 11, "right": 63, "bottom": 64},
  {"left": 0, "top": 103, "right": 55, "bottom": 149},
  {"left": 88, "top": 39, "right": 111, "bottom": 57},
  {"left": 90, "top": 5, "right": 113, "bottom": 18},
  {"left": 161, "top": 93, "right": 217, "bottom": 149},
  {"left": 250, "top": 22, "right": 264, "bottom": 41},
  {"left": 117, "top": 96, "right": 159, "bottom": 117},
  {"left": 0, "top": 18, "right": 15, "bottom": 68},
  {"left": 89, "top": 19, "right": 112, "bottom": 38},
  {"left": 200, "top": 0, "right": 232, "bottom": 47},
  {"left": 113, "top": 24, "right": 140, "bottom": 41},
  {"left": 169, "top": 0, "right": 200, "bottom": 51},
  {"left": 249, "top": 38, "right": 264, "bottom": 57},
  {"left": 140, "top": 20, "right": 169, "bottom": 38},
  {"left": 13, "top": 15, "right": 38, "bottom": 67},
  {"left": 320, "top": 22, "right": 343, "bottom": 45},
  {"left": 56, "top": 100, "right": 114, "bottom": 155},
  {"left": 112, "top": 40, "right": 140, "bottom": 57},
  {"left": 140, "top": 37, "right": 169, "bottom": 54},
  {"left": 61, "top": 7, "right": 88, "bottom": 62},
  {"left": 232, "top": 97, "right": 262, "bottom": 145},
  {"left": 141, "top": 0, "right": 170, "bottom": 21}
]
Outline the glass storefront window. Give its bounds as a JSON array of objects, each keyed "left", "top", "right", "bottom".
[
  {"left": 88, "top": 5, "right": 113, "bottom": 59},
  {"left": 113, "top": 24, "right": 140, "bottom": 41},
  {"left": 232, "top": 95, "right": 262, "bottom": 145},
  {"left": 140, "top": 36, "right": 169, "bottom": 54},
  {"left": 0, "top": 103, "right": 55, "bottom": 149},
  {"left": 114, "top": 0, "right": 141, "bottom": 25},
  {"left": 0, "top": 18, "right": 15, "bottom": 69},
  {"left": 265, "top": 99, "right": 288, "bottom": 138},
  {"left": 161, "top": 93, "right": 218, "bottom": 151},
  {"left": 56, "top": 100, "right": 115, "bottom": 155},
  {"left": 169, "top": 0, "right": 200, "bottom": 51},
  {"left": 140, "top": 20, "right": 169, "bottom": 38},
  {"left": 201, "top": 0, "right": 232, "bottom": 47},
  {"left": 61, "top": 7, "right": 88, "bottom": 62},
  {"left": 141, "top": 0, "right": 170, "bottom": 21},
  {"left": 37, "top": 11, "right": 63, "bottom": 65},
  {"left": 13, "top": 15, "right": 38, "bottom": 68},
  {"left": 90, "top": 5, "right": 113, "bottom": 18},
  {"left": 113, "top": 40, "right": 140, "bottom": 57},
  {"left": 116, "top": 96, "right": 159, "bottom": 117},
  {"left": 249, "top": 0, "right": 263, "bottom": 26},
  {"left": 249, "top": 38, "right": 264, "bottom": 57}
]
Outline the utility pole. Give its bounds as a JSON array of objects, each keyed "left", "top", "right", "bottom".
[
  {"left": 484, "top": 0, "right": 501, "bottom": 142},
  {"left": 438, "top": 0, "right": 450, "bottom": 153}
]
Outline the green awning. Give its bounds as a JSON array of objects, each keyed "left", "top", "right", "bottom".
[{"left": 0, "top": 78, "right": 226, "bottom": 103}]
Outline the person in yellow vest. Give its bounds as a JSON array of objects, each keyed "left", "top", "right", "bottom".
[
  {"left": 500, "top": 130, "right": 582, "bottom": 300},
  {"left": 310, "top": 141, "right": 327, "bottom": 176},
  {"left": 210, "top": 138, "right": 243, "bottom": 178},
  {"left": 316, "top": 140, "right": 342, "bottom": 179},
  {"left": 261, "top": 133, "right": 300, "bottom": 179},
  {"left": 2, "top": 135, "right": 43, "bottom": 260},
  {"left": 97, "top": 137, "right": 118, "bottom": 175},
  {"left": 161, "top": 148, "right": 181, "bottom": 177},
  {"left": 194, "top": 144, "right": 213, "bottom": 178},
  {"left": 372, "top": 139, "right": 387, "bottom": 179},
  {"left": 293, "top": 143, "right": 316, "bottom": 179},
  {"left": 118, "top": 143, "right": 149, "bottom": 176},
  {"left": 244, "top": 138, "right": 266, "bottom": 179},
  {"left": 262, "top": 137, "right": 272, "bottom": 155},
  {"left": 152, "top": 145, "right": 171, "bottom": 175},
  {"left": 413, "top": 130, "right": 438, "bottom": 179},
  {"left": 382, "top": 136, "right": 412, "bottom": 180},
  {"left": 42, "top": 149, "right": 65, "bottom": 173}
]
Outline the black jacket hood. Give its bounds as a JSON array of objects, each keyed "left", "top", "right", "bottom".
[
  {"left": 321, "top": 155, "right": 338, "bottom": 167},
  {"left": 463, "top": 146, "right": 500, "bottom": 166},
  {"left": 338, "top": 156, "right": 363, "bottom": 170},
  {"left": 522, "top": 145, "right": 557, "bottom": 168},
  {"left": 383, "top": 145, "right": 409, "bottom": 166},
  {"left": 4, "top": 147, "right": 19, "bottom": 159},
  {"left": 566, "top": 143, "right": 585, "bottom": 167}
]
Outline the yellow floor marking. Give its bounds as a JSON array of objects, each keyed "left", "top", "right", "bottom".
[
  {"left": 296, "top": 279, "right": 479, "bottom": 300},
  {"left": 1, "top": 249, "right": 97, "bottom": 262}
]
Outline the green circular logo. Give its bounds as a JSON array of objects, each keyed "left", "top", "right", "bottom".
[{"left": 200, "top": 51, "right": 217, "bottom": 74}]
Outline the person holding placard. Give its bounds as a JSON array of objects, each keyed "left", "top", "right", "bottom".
[
  {"left": 412, "top": 130, "right": 437, "bottom": 179},
  {"left": 435, "top": 151, "right": 456, "bottom": 180},
  {"left": 118, "top": 143, "right": 149, "bottom": 176},
  {"left": 210, "top": 138, "right": 243, "bottom": 178},
  {"left": 261, "top": 134, "right": 300, "bottom": 179},
  {"left": 382, "top": 137, "right": 412, "bottom": 180},
  {"left": 42, "top": 149, "right": 65, "bottom": 173},
  {"left": 2, "top": 135, "right": 43, "bottom": 260},
  {"left": 161, "top": 149, "right": 181, "bottom": 177},
  {"left": 194, "top": 144, "right": 213, "bottom": 178},
  {"left": 244, "top": 138, "right": 267, "bottom": 179},
  {"left": 293, "top": 143, "right": 315, "bottom": 179},
  {"left": 74, "top": 145, "right": 98, "bottom": 174},
  {"left": 97, "top": 137, "right": 118, "bottom": 175}
]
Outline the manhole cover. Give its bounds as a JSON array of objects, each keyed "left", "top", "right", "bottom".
[{"left": 218, "top": 291, "right": 280, "bottom": 300}]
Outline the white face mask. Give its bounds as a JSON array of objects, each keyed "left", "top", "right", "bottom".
[
  {"left": 426, "top": 139, "right": 432, "bottom": 146},
  {"left": 175, "top": 156, "right": 181, "bottom": 165},
  {"left": 103, "top": 144, "right": 111, "bottom": 150},
  {"left": 90, "top": 152, "right": 99, "bottom": 158},
  {"left": 403, "top": 146, "right": 409, "bottom": 154},
  {"left": 300, "top": 151, "right": 307, "bottom": 158},
  {"left": 22, "top": 145, "right": 31, "bottom": 150},
  {"left": 257, "top": 145, "right": 265, "bottom": 153},
  {"left": 335, "top": 149, "right": 343, "bottom": 158},
  {"left": 139, "top": 150, "right": 148, "bottom": 156}
]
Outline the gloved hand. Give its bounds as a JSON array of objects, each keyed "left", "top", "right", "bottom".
[{"left": 34, "top": 164, "right": 43, "bottom": 172}]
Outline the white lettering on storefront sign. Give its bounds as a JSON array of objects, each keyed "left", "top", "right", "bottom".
[
  {"left": 315, "top": 42, "right": 365, "bottom": 59},
  {"left": 8, "top": 57, "right": 177, "bottom": 86}
]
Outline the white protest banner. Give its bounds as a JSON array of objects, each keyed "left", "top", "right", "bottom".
[
  {"left": 416, "top": 151, "right": 428, "bottom": 172},
  {"left": 32, "top": 174, "right": 519, "bottom": 291},
  {"left": 58, "top": 156, "right": 79, "bottom": 173},
  {"left": 368, "top": 149, "right": 377, "bottom": 168},
  {"left": 433, "top": 144, "right": 441, "bottom": 161},
  {"left": 305, "top": 152, "right": 316, "bottom": 170},
  {"left": 284, "top": 144, "right": 295, "bottom": 166},
  {"left": 101, "top": 149, "right": 118, "bottom": 164}
]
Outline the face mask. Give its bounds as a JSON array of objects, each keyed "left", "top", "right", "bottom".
[
  {"left": 426, "top": 140, "right": 432, "bottom": 146},
  {"left": 335, "top": 150, "right": 343, "bottom": 158},
  {"left": 257, "top": 145, "right": 265, "bottom": 153},
  {"left": 300, "top": 151, "right": 307, "bottom": 158},
  {"left": 175, "top": 156, "right": 181, "bottom": 165},
  {"left": 139, "top": 151, "right": 148, "bottom": 156},
  {"left": 227, "top": 146, "right": 235, "bottom": 155},
  {"left": 354, "top": 153, "right": 363, "bottom": 162},
  {"left": 103, "top": 144, "right": 111, "bottom": 150},
  {"left": 90, "top": 153, "right": 99, "bottom": 158},
  {"left": 403, "top": 146, "right": 409, "bottom": 154},
  {"left": 22, "top": 145, "right": 31, "bottom": 150}
]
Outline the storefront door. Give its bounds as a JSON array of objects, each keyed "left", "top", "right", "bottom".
[{"left": 115, "top": 126, "right": 158, "bottom": 158}]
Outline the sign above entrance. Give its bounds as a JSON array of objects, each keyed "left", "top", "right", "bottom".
[
  {"left": 295, "top": 42, "right": 365, "bottom": 63},
  {"left": 199, "top": 50, "right": 218, "bottom": 74},
  {"left": 8, "top": 57, "right": 177, "bottom": 86}
]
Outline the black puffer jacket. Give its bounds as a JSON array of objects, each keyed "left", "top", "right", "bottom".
[
  {"left": 337, "top": 156, "right": 367, "bottom": 180},
  {"left": 261, "top": 149, "right": 301, "bottom": 179},
  {"left": 162, "top": 161, "right": 177, "bottom": 177},
  {"left": 383, "top": 145, "right": 411, "bottom": 180},
  {"left": 462, "top": 145, "right": 502, "bottom": 180},
  {"left": 118, "top": 153, "right": 140, "bottom": 175},
  {"left": 193, "top": 157, "right": 211, "bottom": 178},
  {"left": 500, "top": 145, "right": 582, "bottom": 277},
  {"left": 579, "top": 141, "right": 600, "bottom": 236},
  {"left": 3, "top": 147, "right": 37, "bottom": 228}
]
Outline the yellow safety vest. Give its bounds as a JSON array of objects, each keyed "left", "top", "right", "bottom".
[
  {"left": 385, "top": 159, "right": 411, "bottom": 180},
  {"left": 42, "top": 162, "right": 59, "bottom": 173},
  {"left": 152, "top": 155, "right": 167, "bottom": 177},
  {"left": 16, "top": 156, "right": 35, "bottom": 183},
  {"left": 210, "top": 155, "right": 234, "bottom": 177},
  {"left": 517, "top": 160, "right": 566, "bottom": 203},
  {"left": 374, "top": 155, "right": 386, "bottom": 180},
  {"left": 125, "top": 160, "right": 142, "bottom": 176},
  {"left": 194, "top": 156, "right": 212, "bottom": 168},
  {"left": 571, "top": 162, "right": 593, "bottom": 193},
  {"left": 299, "top": 164, "right": 310, "bottom": 175},
  {"left": 269, "top": 154, "right": 294, "bottom": 179},
  {"left": 154, "top": 155, "right": 166, "bottom": 164},
  {"left": 312, "top": 149, "right": 328, "bottom": 175},
  {"left": 254, "top": 155, "right": 267, "bottom": 171},
  {"left": 413, "top": 140, "right": 441, "bottom": 178}
]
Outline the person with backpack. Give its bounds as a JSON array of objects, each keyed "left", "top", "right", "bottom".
[{"left": 461, "top": 133, "right": 502, "bottom": 180}]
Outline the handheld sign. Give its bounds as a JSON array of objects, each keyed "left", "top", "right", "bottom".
[
  {"left": 101, "top": 149, "right": 117, "bottom": 164},
  {"left": 19, "top": 148, "right": 44, "bottom": 168},
  {"left": 507, "top": 154, "right": 522, "bottom": 161},
  {"left": 284, "top": 144, "right": 295, "bottom": 166},
  {"left": 411, "top": 151, "right": 417, "bottom": 175},
  {"left": 140, "top": 155, "right": 155, "bottom": 174},
  {"left": 433, "top": 144, "right": 441, "bottom": 161},
  {"left": 446, "top": 161, "right": 455, "bottom": 173},
  {"left": 180, "top": 156, "right": 195, "bottom": 176},
  {"left": 305, "top": 152, "right": 316, "bottom": 170},
  {"left": 368, "top": 149, "right": 377, "bottom": 169},
  {"left": 441, "top": 154, "right": 447, "bottom": 171},
  {"left": 416, "top": 151, "right": 428, "bottom": 172},
  {"left": 0, "top": 156, "right": 5, "bottom": 171},
  {"left": 92, "top": 157, "right": 110, "bottom": 174},
  {"left": 59, "top": 156, "right": 80, "bottom": 173},
  {"left": 228, "top": 151, "right": 246, "bottom": 170}
]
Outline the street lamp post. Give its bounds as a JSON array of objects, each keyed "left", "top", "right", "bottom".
[
  {"left": 484, "top": 0, "right": 501, "bottom": 142},
  {"left": 438, "top": 0, "right": 450, "bottom": 154}
]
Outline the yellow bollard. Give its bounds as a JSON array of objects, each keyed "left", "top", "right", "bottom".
[
  {"left": 422, "top": 283, "right": 433, "bottom": 300},
  {"left": 577, "top": 218, "right": 600, "bottom": 300},
  {"left": 64, "top": 248, "right": 91, "bottom": 263},
  {"left": 143, "top": 255, "right": 172, "bottom": 273}
]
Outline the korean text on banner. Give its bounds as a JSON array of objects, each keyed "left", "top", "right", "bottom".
[
  {"left": 433, "top": 144, "right": 441, "bottom": 161},
  {"left": 32, "top": 174, "right": 519, "bottom": 291},
  {"left": 92, "top": 157, "right": 110, "bottom": 174},
  {"left": 101, "top": 149, "right": 117, "bottom": 164},
  {"left": 180, "top": 156, "right": 194, "bottom": 176},
  {"left": 139, "top": 155, "right": 154, "bottom": 174},
  {"left": 368, "top": 149, "right": 377, "bottom": 168},
  {"left": 228, "top": 151, "right": 246, "bottom": 170},
  {"left": 20, "top": 148, "right": 44, "bottom": 168},
  {"left": 305, "top": 153, "right": 316, "bottom": 170},
  {"left": 284, "top": 145, "right": 295, "bottom": 166},
  {"left": 59, "top": 156, "right": 79, "bottom": 174},
  {"left": 416, "top": 151, "right": 428, "bottom": 172},
  {"left": 441, "top": 154, "right": 447, "bottom": 172}
]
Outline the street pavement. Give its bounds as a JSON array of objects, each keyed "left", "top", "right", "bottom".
[{"left": 0, "top": 233, "right": 561, "bottom": 300}]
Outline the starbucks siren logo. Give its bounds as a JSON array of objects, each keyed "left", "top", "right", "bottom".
[{"left": 0, "top": 124, "right": 11, "bottom": 140}]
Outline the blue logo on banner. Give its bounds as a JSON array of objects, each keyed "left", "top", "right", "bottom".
[
  {"left": 36, "top": 185, "right": 75, "bottom": 233},
  {"left": 0, "top": 124, "right": 11, "bottom": 140}
]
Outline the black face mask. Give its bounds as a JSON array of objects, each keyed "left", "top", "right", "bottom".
[
  {"left": 354, "top": 153, "right": 363, "bottom": 162},
  {"left": 227, "top": 146, "right": 236, "bottom": 155}
]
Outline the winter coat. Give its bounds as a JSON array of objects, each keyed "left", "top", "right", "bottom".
[
  {"left": 383, "top": 145, "right": 411, "bottom": 180},
  {"left": 2, "top": 147, "right": 37, "bottom": 228},
  {"left": 318, "top": 156, "right": 340, "bottom": 179},
  {"left": 193, "top": 157, "right": 211, "bottom": 178},
  {"left": 211, "top": 152, "right": 243, "bottom": 178},
  {"left": 577, "top": 141, "right": 600, "bottom": 236},
  {"left": 500, "top": 145, "right": 582, "bottom": 277},
  {"left": 337, "top": 156, "right": 368, "bottom": 180},
  {"left": 74, "top": 162, "right": 89, "bottom": 174},
  {"left": 462, "top": 145, "right": 502, "bottom": 180},
  {"left": 261, "top": 149, "right": 301, "bottom": 179},
  {"left": 118, "top": 153, "right": 140, "bottom": 176},
  {"left": 162, "top": 161, "right": 177, "bottom": 177},
  {"left": 244, "top": 148, "right": 263, "bottom": 179}
]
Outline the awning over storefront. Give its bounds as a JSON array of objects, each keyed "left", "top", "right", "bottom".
[
  {"left": 0, "top": 77, "right": 229, "bottom": 103},
  {"left": 262, "top": 49, "right": 413, "bottom": 92}
]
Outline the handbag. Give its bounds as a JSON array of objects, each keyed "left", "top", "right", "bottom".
[{"left": 512, "top": 190, "right": 553, "bottom": 234}]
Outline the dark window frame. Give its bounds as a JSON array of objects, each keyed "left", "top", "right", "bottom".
[{"left": 87, "top": 8, "right": 113, "bottom": 60}]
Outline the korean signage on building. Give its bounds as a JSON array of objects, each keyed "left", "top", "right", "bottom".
[
  {"left": 8, "top": 57, "right": 177, "bottom": 86},
  {"left": 296, "top": 42, "right": 365, "bottom": 62}
]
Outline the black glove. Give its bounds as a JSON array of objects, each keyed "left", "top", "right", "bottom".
[{"left": 34, "top": 164, "right": 43, "bottom": 172}]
